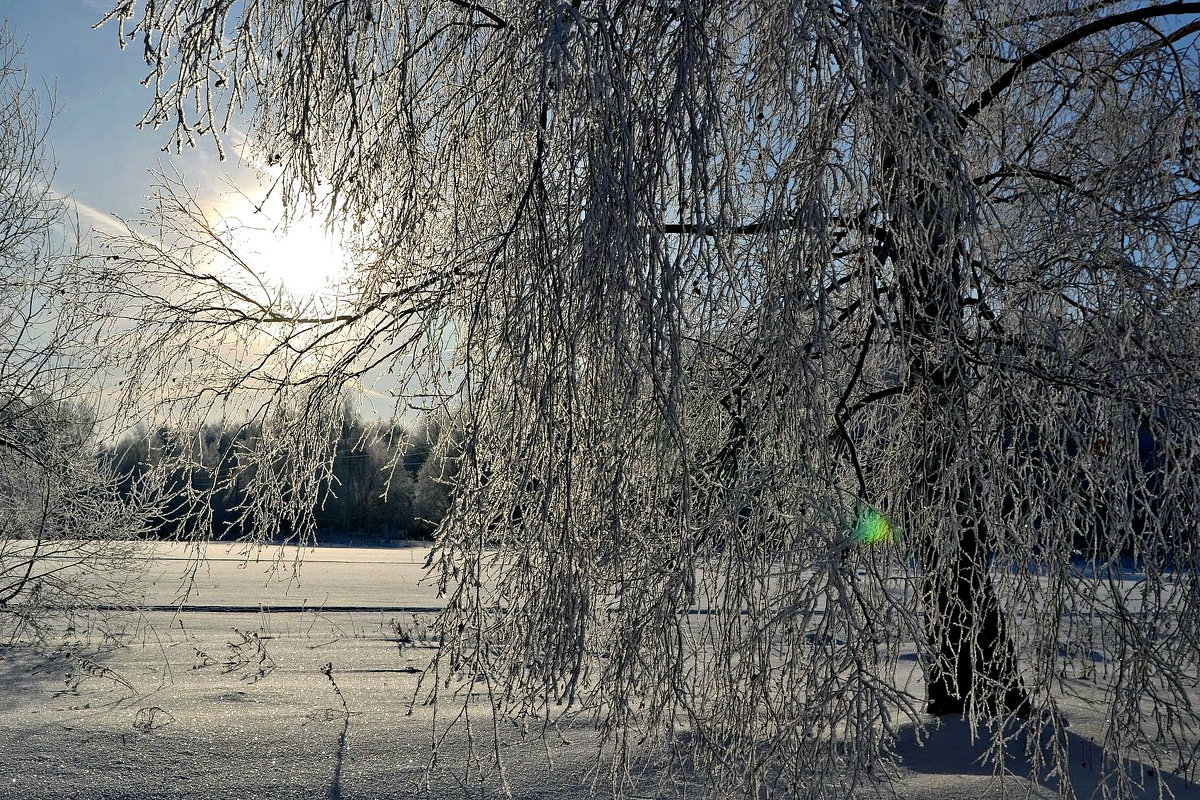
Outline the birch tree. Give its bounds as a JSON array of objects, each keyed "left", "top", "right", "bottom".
[
  {"left": 103, "top": 1, "right": 1200, "bottom": 796},
  {"left": 0, "top": 27, "right": 145, "bottom": 644}
]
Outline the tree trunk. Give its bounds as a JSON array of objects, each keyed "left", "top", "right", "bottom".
[
  {"left": 871, "top": 0, "right": 1030, "bottom": 717},
  {"left": 922, "top": 522, "right": 1030, "bottom": 717}
]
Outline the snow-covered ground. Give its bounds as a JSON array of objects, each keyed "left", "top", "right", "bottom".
[
  {"left": 131, "top": 540, "right": 443, "bottom": 611},
  {"left": 1, "top": 542, "right": 1197, "bottom": 798},
  {"left": 0, "top": 611, "right": 607, "bottom": 799}
]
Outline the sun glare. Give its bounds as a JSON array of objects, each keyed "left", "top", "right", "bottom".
[
  {"left": 234, "top": 216, "right": 345, "bottom": 298},
  {"left": 210, "top": 187, "right": 348, "bottom": 299}
]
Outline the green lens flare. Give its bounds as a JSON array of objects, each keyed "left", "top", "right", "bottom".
[{"left": 854, "top": 507, "right": 894, "bottom": 546}]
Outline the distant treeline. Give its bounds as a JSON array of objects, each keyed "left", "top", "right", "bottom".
[{"left": 102, "top": 413, "right": 458, "bottom": 542}]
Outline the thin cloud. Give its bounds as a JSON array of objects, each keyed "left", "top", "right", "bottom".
[
  {"left": 226, "top": 126, "right": 275, "bottom": 175},
  {"left": 38, "top": 178, "right": 130, "bottom": 237},
  {"left": 72, "top": 196, "right": 129, "bottom": 236},
  {"left": 78, "top": 0, "right": 117, "bottom": 13}
]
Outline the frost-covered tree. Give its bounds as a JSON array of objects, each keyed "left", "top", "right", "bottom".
[
  {"left": 102, "top": 1, "right": 1200, "bottom": 796},
  {"left": 0, "top": 27, "right": 145, "bottom": 644}
]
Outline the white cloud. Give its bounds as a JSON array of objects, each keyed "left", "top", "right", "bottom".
[
  {"left": 72, "top": 196, "right": 129, "bottom": 236},
  {"left": 78, "top": 0, "right": 117, "bottom": 15},
  {"left": 225, "top": 125, "right": 275, "bottom": 175}
]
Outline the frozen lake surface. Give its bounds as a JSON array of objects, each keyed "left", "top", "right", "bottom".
[
  {"left": 1, "top": 542, "right": 1197, "bottom": 798},
  {"left": 132, "top": 540, "right": 444, "bottom": 611}
]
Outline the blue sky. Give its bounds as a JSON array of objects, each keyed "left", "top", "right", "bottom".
[{"left": 2, "top": 1, "right": 264, "bottom": 234}]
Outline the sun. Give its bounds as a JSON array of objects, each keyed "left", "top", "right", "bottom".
[
  {"left": 208, "top": 186, "right": 348, "bottom": 299},
  {"left": 230, "top": 214, "right": 346, "bottom": 298},
  {"left": 255, "top": 218, "right": 344, "bottom": 297}
]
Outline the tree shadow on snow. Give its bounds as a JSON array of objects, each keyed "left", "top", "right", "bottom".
[
  {"left": 892, "top": 715, "right": 1197, "bottom": 799},
  {"left": 0, "top": 645, "right": 58, "bottom": 712},
  {"left": 0, "top": 642, "right": 136, "bottom": 714},
  {"left": 328, "top": 712, "right": 349, "bottom": 800}
]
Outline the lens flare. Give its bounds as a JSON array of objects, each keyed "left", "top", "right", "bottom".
[{"left": 854, "top": 507, "right": 894, "bottom": 546}]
